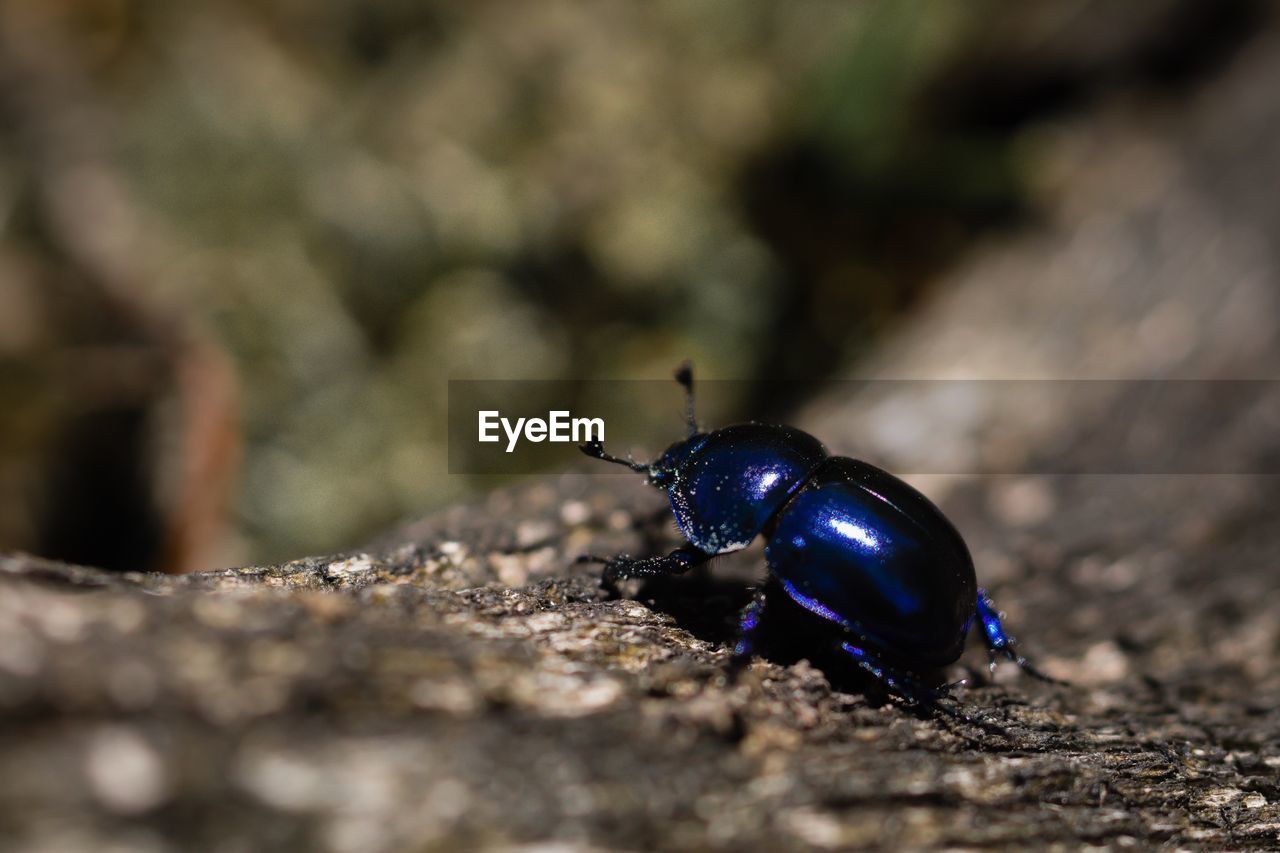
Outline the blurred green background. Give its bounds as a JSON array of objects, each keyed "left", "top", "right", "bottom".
[{"left": 0, "top": 0, "right": 1265, "bottom": 570}]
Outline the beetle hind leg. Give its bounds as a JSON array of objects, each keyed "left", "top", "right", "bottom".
[
  {"left": 836, "top": 641, "right": 975, "bottom": 722},
  {"left": 976, "top": 588, "right": 1068, "bottom": 685},
  {"left": 837, "top": 642, "right": 1019, "bottom": 739}
]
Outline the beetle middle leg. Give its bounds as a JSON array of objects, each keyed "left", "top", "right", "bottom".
[
  {"left": 577, "top": 544, "right": 712, "bottom": 592},
  {"left": 976, "top": 588, "right": 1067, "bottom": 685},
  {"left": 727, "top": 586, "right": 769, "bottom": 675}
]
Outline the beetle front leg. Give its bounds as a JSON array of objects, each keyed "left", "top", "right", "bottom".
[
  {"left": 577, "top": 545, "right": 711, "bottom": 591},
  {"left": 976, "top": 588, "right": 1067, "bottom": 685}
]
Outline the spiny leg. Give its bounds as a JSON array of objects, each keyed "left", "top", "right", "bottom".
[
  {"left": 577, "top": 544, "right": 711, "bottom": 592},
  {"left": 977, "top": 588, "right": 1068, "bottom": 685},
  {"left": 722, "top": 586, "right": 969, "bottom": 708},
  {"left": 837, "top": 641, "right": 972, "bottom": 722}
]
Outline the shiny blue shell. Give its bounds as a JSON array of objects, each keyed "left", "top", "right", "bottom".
[
  {"left": 764, "top": 457, "right": 977, "bottom": 666},
  {"left": 663, "top": 424, "right": 826, "bottom": 554}
]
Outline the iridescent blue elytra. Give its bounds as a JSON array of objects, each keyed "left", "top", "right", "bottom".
[
  {"left": 580, "top": 364, "right": 1062, "bottom": 717},
  {"left": 766, "top": 457, "right": 976, "bottom": 667}
]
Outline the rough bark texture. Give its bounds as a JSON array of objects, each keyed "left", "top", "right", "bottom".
[
  {"left": 2, "top": 460, "right": 1279, "bottom": 852},
  {"left": 6, "top": 24, "right": 1280, "bottom": 853}
]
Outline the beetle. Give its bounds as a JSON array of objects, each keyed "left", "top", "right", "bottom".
[{"left": 579, "top": 364, "right": 1061, "bottom": 717}]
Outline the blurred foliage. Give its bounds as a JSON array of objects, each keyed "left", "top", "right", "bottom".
[{"left": 0, "top": 0, "right": 1263, "bottom": 568}]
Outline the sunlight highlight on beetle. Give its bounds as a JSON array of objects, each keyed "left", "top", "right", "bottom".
[
  {"left": 780, "top": 577, "right": 849, "bottom": 626},
  {"left": 829, "top": 515, "right": 878, "bottom": 550},
  {"left": 749, "top": 467, "right": 782, "bottom": 499}
]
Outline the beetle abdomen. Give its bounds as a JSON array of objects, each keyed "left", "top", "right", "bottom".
[{"left": 764, "top": 458, "right": 977, "bottom": 666}]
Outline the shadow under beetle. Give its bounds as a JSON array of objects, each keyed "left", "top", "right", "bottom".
[{"left": 580, "top": 364, "right": 1062, "bottom": 719}]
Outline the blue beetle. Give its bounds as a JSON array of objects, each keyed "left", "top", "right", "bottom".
[{"left": 580, "top": 364, "right": 1060, "bottom": 716}]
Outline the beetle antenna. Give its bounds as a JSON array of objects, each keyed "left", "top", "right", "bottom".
[
  {"left": 579, "top": 439, "right": 649, "bottom": 473},
  {"left": 675, "top": 360, "right": 697, "bottom": 437}
]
